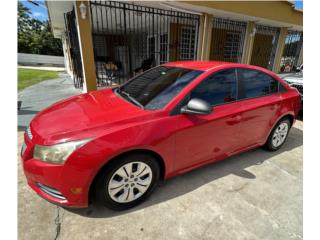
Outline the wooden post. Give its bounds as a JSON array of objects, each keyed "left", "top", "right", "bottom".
[
  {"left": 241, "top": 21, "right": 256, "bottom": 64},
  {"left": 272, "top": 27, "right": 288, "bottom": 73},
  {"left": 74, "top": 0, "right": 97, "bottom": 92}
]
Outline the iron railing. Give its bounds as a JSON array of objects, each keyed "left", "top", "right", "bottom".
[
  {"left": 90, "top": 0, "right": 200, "bottom": 87},
  {"left": 251, "top": 24, "right": 280, "bottom": 70},
  {"left": 280, "top": 30, "right": 303, "bottom": 72},
  {"left": 64, "top": 8, "right": 83, "bottom": 89},
  {"left": 210, "top": 17, "right": 247, "bottom": 63}
]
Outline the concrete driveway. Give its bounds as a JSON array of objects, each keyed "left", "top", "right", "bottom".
[
  {"left": 18, "top": 73, "right": 82, "bottom": 130},
  {"left": 18, "top": 121, "right": 302, "bottom": 240}
]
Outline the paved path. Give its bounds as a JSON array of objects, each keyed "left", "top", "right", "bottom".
[{"left": 18, "top": 73, "right": 82, "bottom": 130}]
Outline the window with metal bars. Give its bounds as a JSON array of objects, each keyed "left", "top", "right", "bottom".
[
  {"left": 210, "top": 18, "right": 246, "bottom": 63},
  {"left": 250, "top": 24, "right": 280, "bottom": 70},
  {"left": 223, "top": 32, "right": 242, "bottom": 61},
  {"left": 280, "top": 30, "right": 303, "bottom": 72},
  {"left": 160, "top": 34, "right": 169, "bottom": 64},
  {"left": 179, "top": 26, "right": 196, "bottom": 60}
]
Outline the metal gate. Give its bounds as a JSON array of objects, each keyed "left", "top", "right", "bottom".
[
  {"left": 64, "top": 8, "right": 83, "bottom": 89},
  {"left": 210, "top": 17, "right": 247, "bottom": 63},
  {"left": 250, "top": 24, "right": 280, "bottom": 70},
  {"left": 280, "top": 30, "right": 303, "bottom": 72},
  {"left": 90, "top": 0, "right": 200, "bottom": 87}
]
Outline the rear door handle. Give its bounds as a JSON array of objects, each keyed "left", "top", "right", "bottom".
[
  {"left": 270, "top": 103, "right": 280, "bottom": 110},
  {"left": 231, "top": 115, "right": 241, "bottom": 121}
]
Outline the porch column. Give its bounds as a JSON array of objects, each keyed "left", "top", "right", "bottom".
[
  {"left": 297, "top": 45, "right": 303, "bottom": 66},
  {"left": 202, "top": 14, "right": 214, "bottom": 60},
  {"left": 197, "top": 14, "right": 205, "bottom": 60},
  {"left": 198, "top": 13, "right": 213, "bottom": 60},
  {"left": 241, "top": 21, "right": 256, "bottom": 64},
  {"left": 74, "top": 0, "right": 97, "bottom": 92},
  {"left": 272, "top": 27, "right": 288, "bottom": 73}
]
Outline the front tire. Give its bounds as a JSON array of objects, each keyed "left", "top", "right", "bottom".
[
  {"left": 265, "top": 118, "right": 291, "bottom": 151},
  {"left": 93, "top": 153, "right": 160, "bottom": 210}
]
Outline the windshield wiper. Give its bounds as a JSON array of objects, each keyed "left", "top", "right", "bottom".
[{"left": 116, "top": 88, "right": 144, "bottom": 109}]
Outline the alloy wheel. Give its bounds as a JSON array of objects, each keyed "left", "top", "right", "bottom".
[
  {"left": 107, "top": 162, "right": 153, "bottom": 203},
  {"left": 272, "top": 122, "right": 289, "bottom": 147}
]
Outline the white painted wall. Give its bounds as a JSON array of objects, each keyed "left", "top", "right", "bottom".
[{"left": 18, "top": 53, "right": 65, "bottom": 66}]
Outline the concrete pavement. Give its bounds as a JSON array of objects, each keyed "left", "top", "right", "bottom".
[
  {"left": 18, "top": 73, "right": 82, "bottom": 130},
  {"left": 18, "top": 120, "right": 302, "bottom": 240}
]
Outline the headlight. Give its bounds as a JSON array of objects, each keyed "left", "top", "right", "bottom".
[{"left": 33, "top": 138, "right": 92, "bottom": 164}]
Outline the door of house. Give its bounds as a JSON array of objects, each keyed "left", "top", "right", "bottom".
[{"left": 147, "top": 34, "right": 169, "bottom": 66}]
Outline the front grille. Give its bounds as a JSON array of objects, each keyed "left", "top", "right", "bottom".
[
  {"left": 37, "top": 183, "right": 66, "bottom": 200},
  {"left": 291, "top": 84, "right": 303, "bottom": 95},
  {"left": 26, "top": 126, "right": 33, "bottom": 140}
]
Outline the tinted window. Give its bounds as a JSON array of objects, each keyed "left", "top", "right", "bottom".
[
  {"left": 279, "top": 83, "right": 287, "bottom": 92},
  {"left": 237, "top": 69, "right": 278, "bottom": 99},
  {"left": 270, "top": 77, "right": 279, "bottom": 93},
  {"left": 189, "top": 69, "right": 237, "bottom": 106},
  {"left": 119, "top": 66, "right": 203, "bottom": 110}
]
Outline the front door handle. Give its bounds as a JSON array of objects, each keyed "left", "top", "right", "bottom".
[{"left": 226, "top": 115, "right": 242, "bottom": 125}]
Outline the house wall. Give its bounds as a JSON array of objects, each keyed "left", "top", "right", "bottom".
[{"left": 61, "top": 36, "right": 73, "bottom": 75}]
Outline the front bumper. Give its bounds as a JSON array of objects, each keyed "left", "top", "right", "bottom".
[{"left": 21, "top": 134, "right": 91, "bottom": 208}]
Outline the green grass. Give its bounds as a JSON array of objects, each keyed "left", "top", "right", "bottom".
[{"left": 18, "top": 68, "right": 59, "bottom": 91}]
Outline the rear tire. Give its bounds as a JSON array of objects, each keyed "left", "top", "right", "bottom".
[
  {"left": 93, "top": 153, "right": 160, "bottom": 211},
  {"left": 265, "top": 118, "right": 291, "bottom": 151}
]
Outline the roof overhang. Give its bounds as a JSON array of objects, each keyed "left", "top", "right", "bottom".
[
  {"left": 136, "top": 1, "right": 302, "bottom": 31},
  {"left": 46, "top": 0, "right": 303, "bottom": 38},
  {"left": 178, "top": 1, "right": 303, "bottom": 31},
  {"left": 46, "top": 1, "right": 74, "bottom": 38}
]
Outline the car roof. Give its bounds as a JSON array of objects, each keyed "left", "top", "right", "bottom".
[{"left": 162, "top": 61, "right": 242, "bottom": 71}]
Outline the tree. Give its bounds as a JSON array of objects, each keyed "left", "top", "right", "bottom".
[
  {"left": 18, "top": 2, "right": 63, "bottom": 56},
  {"left": 18, "top": 2, "right": 31, "bottom": 33}
]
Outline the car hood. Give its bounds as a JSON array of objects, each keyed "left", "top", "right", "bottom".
[{"left": 30, "top": 88, "right": 152, "bottom": 144}]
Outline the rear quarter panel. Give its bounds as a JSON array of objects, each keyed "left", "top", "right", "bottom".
[{"left": 261, "top": 88, "right": 300, "bottom": 144}]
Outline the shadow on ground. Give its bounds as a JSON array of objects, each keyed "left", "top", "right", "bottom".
[
  {"left": 18, "top": 107, "right": 39, "bottom": 131},
  {"left": 65, "top": 126, "right": 302, "bottom": 218},
  {"left": 18, "top": 126, "right": 27, "bottom": 132},
  {"left": 297, "top": 112, "right": 303, "bottom": 121},
  {"left": 18, "top": 107, "right": 39, "bottom": 116}
]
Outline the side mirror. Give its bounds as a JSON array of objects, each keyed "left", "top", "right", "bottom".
[{"left": 181, "top": 98, "right": 212, "bottom": 115}]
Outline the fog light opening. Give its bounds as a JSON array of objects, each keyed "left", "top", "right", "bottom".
[{"left": 70, "top": 187, "right": 83, "bottom": 194}]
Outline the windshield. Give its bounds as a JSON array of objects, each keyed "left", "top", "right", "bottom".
[{"left": 117, "top": 66, "right": 203, "bottom": 110}]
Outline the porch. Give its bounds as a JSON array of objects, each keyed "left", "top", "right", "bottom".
[{"left": 47, "top": 1, "right": 303, "bottom": 92}]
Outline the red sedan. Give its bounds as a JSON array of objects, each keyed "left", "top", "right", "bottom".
[{"left": 21, "top": 61, "right": 301, "bottom": 210}]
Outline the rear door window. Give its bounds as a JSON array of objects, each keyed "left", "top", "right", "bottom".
[{"left": 237, "top": 69, "right": 279, "bottom": 99}]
